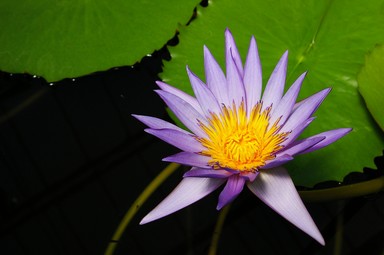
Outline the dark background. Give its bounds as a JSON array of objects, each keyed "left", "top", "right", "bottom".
[{"left": 0, "top": 37, "right": 383, "bottom": 255}]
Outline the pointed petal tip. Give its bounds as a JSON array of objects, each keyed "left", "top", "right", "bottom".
[
  {"left": 300, "top": 71, "right": 308, "bottom": 78},
  {"left": 156, "top": 80, "right": 174, "bottom": 91},
  {"left": 162, "top": 152, "right": 211, "bottom": 168},
  {"left": 203, "top": 45, "right": 211, "bottom": 58},
  {"left": 155, "top": 80, "right": 163, "bottom": 87},
  {"left": 335, "top": 127, "right": 353, "bottom": 137},
  {"left": 186, "top": 66, "right": 198, "bottom": 80},
  {"left": 225, "top": 28, "right": 235, "bottom": 44},
  {"left": 132, "top": 114, "right": 148, "bottom": 124},
  {"left": 250, "top": 36, "right": 259, "bottom": 49},
  {"left": 298, "top": 127, "right": 353, "bottom": 154},
  {"left": 216, "top": 196, "right": 233, "bottom": 210},
  {"left": 154, "top": 89, "right": 167, "bottom": 101},
  {"left": 299, "top": 220, "right": 325, "bottom": 246},
  {"left": 248, "top": 36, "right": 257, "bottom": 49},
  {"left": 216, "top": 203, "right": 224, "bottom": 210},
  {"left": 302, "top": 226, "right": 325, "bottom": 246},
  {"left": 162, "top": 156, "right": 172, "bottom": 163},
  {"left": 311, "top": 87, "right": 332, "bottom": 108},
  {"left": 296, "top": 72, "right": 308, "bottom": 84},
  {"left": 139, "top": 209, "right": 170, "bottom": 225},
  {"left": 281, "top": 51, "right": 289, "bottom": 63},
  {"left": 139, "top": 217, "right": 150, "bottom": 225},
  {"left": 323, "top": 87, "right": 332, "bottom": 96},
  {"left": 131, "top": 114, "right": 154, "bottom": 126},
  {"left": 139, "top": 211, "right": 162, "bottom": 225},
  {"left": 131, "top": 113, "right": 149, "bottom": 120},
  {"left": 318, "top": 236, "right": 325, "bottom": 246}
]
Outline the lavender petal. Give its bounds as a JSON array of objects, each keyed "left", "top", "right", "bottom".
[
  {"left": 270, "top": 72, "right": 306, "bottom": 125},
  {"left": 244, "top": 36, "right": 262, "bottom": 113},
  {"left": 217, "top": 175, "right": 245, "bottom": 210},
  {"left": 183, "top": 168, "right": 232, "bottom": 178},
  {"left": 261, "top": 154, "right": 294, "bottom": 169},
  {"left": 156, "top": 81, "right": 204, "bottom": 116},
  {"left": 247, "top": 167, "right": 325, "bottom": 245},
  {"left": 278, "top": 136, "right": 325, "bottom": 156},
  {"left": 187, "top": 66, "right": 221, "bottom": 117},
  {"left": 225, "top": 28, "right": 244, "bottom": 76},
  {"left": 204, "top": 45, "right": 229, "bottom": 105},
  {"left": 262, "top": 51, "right": 288, "bottom": 110},
  {"left": 281, "top": 88, "right": 331, "bottom": 133},
  {"left": 298, "top": 128, "right": 352, "bottom": 154},
  {"left": 140, "top": 177, "right": 225, "bottom": 224},
  {"left": 281, "top": 117, "right": 315, "bottom": 147},
  {"left": 227, "top": 49, "right": 246, "bottom": 107},
  {"left": 156, "top": 90, "right": 207, "bottom": 138},
  {"left": 145, "top": 128, "right": 204, "bottom": 152},
  {"left": 163, "top": 152, "right": 211, "bottom": 169},
  {"left": 132, "top": 114, "right": 188, "bottom": 132}
]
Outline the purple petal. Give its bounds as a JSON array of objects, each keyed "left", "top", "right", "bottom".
[
  {"left": 156, "top": 81, "right": 204, "bottom": 116},
  {"left": 183, "top": 168, "right": 232, "bottom": 178},
  {"left": 204, "top": 46, "right": 229, "bottom": 105},
  {"left": 145, "top": 128, "right": 204, "bottom": 152},
  {"left": 227, "top": 49, "right": 246, "bottom": 107},
  {"left": 281, "top": 88, "right": 331, "bottom": 133},
  {"left": 217, "top": 175, "right": 245, "bottom": 210},
  {"left": 163, "top": 152, "right": 211, "bottom": 168},
  {"left": 140, "top": 177, "right": 225, "bottom": 224},
  {"left": 156, "top": 90, "right": 207, "bottom": 138},
  {"left": 225, "top": 28, "right": 244, "bottom": 76},
  {"left": 261, "top": 154, "right": 294, "bottom": 169},
  {"left": 270, "top": 72, "right": 306, "bottom": 125},
  {"left": 186, "top": 66, "right": 221, "bottom": 117},
  {"left": 243, "top": 36, "right": 262, "bottom": 113},
  {"left": 247, "top": 167, "right": 325, "bottom": 245},
  {"left": 298, "top": 128, "right": 352, "bottom": 154},
  {"left": 278, "top": 136, "right": 325, "bottom": 156},
  {"left": 281, "top": 117, "right": 315, "bottom": 147},
  {"left": 262, "top": 51, "right": 288, "bottom": 110},
  {"left": 132, "top": 114, "right": 187, "bottom": 132},
  {"left": 240, "top": 171, "right": 259, "bottom": 182}
]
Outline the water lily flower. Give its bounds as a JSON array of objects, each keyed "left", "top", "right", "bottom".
[{"left": 133, "top": 29, "right": 351, "bottom": 245}]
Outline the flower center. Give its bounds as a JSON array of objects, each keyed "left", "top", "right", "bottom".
[{"left": 198, "top": 102, "right": 288, "bottom": 172}]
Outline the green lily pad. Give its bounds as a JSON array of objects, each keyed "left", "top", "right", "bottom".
[
  {"left": 358, "top": 45, "right": 384, "bottom": 132},
  {"left": 161, "top": 0, "right": 384, "bottom": 187},
  {"left": 0, "top": 0, "right": 200, "bottom": 82}
]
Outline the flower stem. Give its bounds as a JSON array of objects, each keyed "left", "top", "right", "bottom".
[
  {"left": 208, "top": 204, "right": 231, "bottom": 255},
  {"left": 333, "top": 201, "right": 345, "bottom": 255},
  {"left": 104, "top": 163, "right": 180, "bottom": 255}
]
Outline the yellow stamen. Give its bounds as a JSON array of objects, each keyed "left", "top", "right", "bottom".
[{"left": 198, "top": 101, "right": 288, "bottom": 172}]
